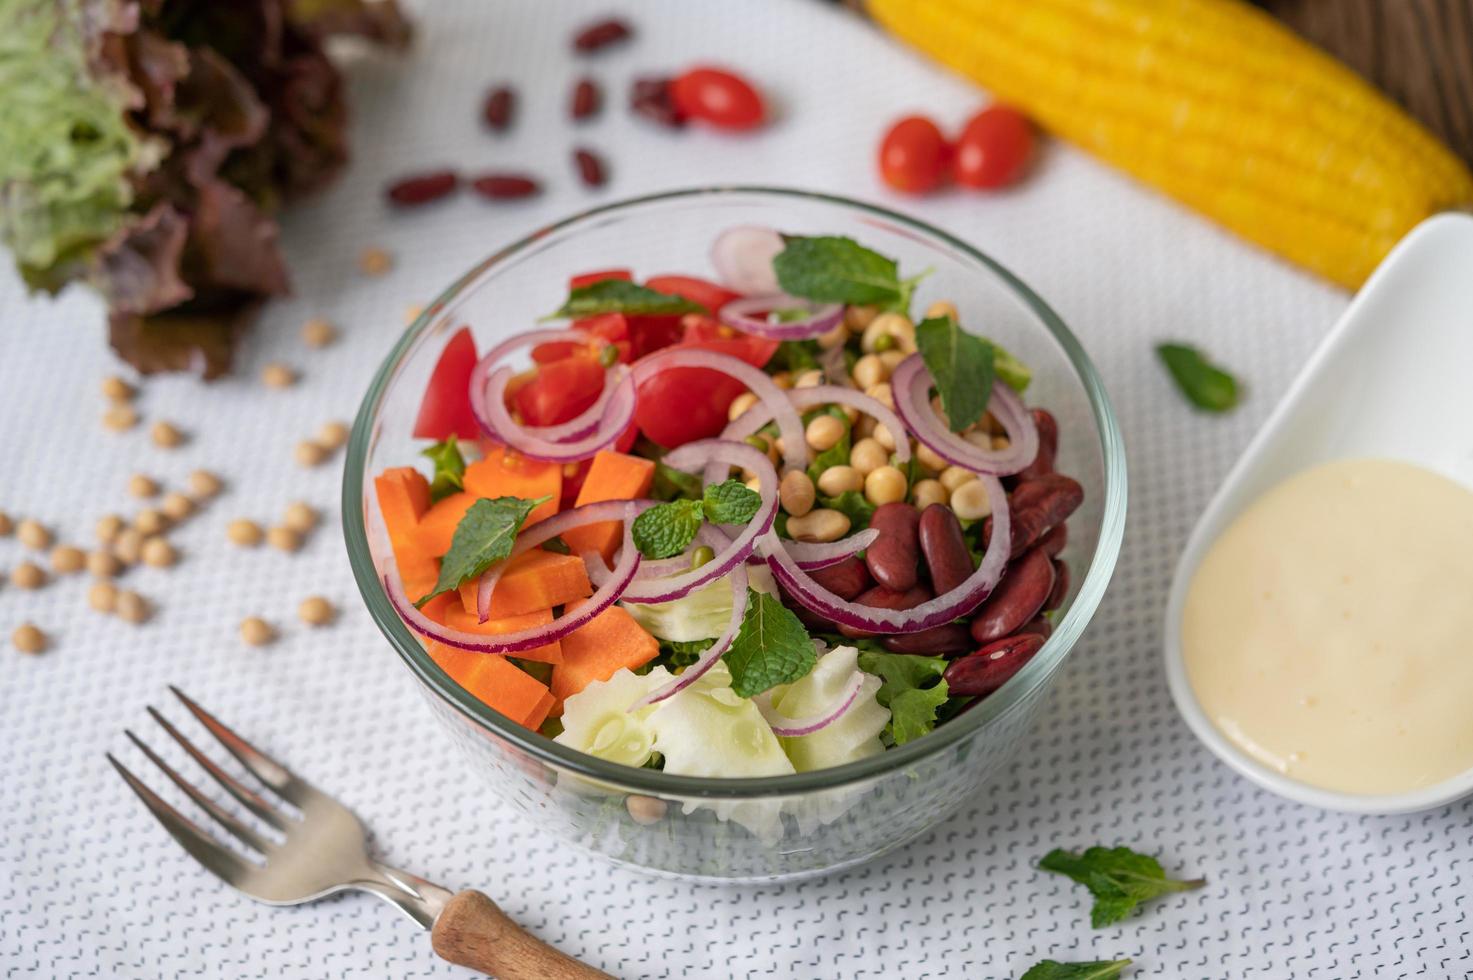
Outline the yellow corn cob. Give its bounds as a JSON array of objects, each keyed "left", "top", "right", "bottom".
[{"left": 868, "top": 0, "right": 1473, "bottom": 289}]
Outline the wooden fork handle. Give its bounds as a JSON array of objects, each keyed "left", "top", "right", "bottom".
[{"left": 430, "top": 889, "right": 613, "bottom": 979}]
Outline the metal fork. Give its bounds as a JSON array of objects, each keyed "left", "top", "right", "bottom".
[{"left": 109, "top": 687, "right": 609, "bottom": 979}]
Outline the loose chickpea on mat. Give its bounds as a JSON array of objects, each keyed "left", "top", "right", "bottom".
[
  {"left": 301, "top": 317, "right": 337, "bottom": 349},
  {"left": 11, "top": 562, "right": 46, "bottom": 590},
  {"left": 0, "top": 511, "right": 11, "bottom": 536},
  {"left": 161, "top": 492, "right": 194, "bottom": 521},
  {"left": 49, "top": 546, "right": 84, "bottom": 575},
  {"left": 116, "top": 590, "right": 149, "bottom": 624},
  {"left": 267, "top": 526, "right": 302, "bottom": 553},
  {"left": 17, "top": 519, "right": 50, "bottom": 550},
  {"left": 298, "top": 596, "right": 335, "bottom": 626},
  {"left": 317, "top": 421, "right": 350, "bottom": 451},
  {"left": 261, "top": 363, "right": 296, "bottom": 389},
  {"left": 12, "top": 623, "right": 47, "bottom": 654},
  {"left": 87, "top": 550, "right": 121, "bottom": 579},
  {"left": 240, "top": 617, "right": 275, "bottom": 647},
  {"left": 102, "top": 405, "right": 138, "bottom": 432},
  {"left": 150, "top": 421, "right": 184, "bottom": 448},
  {"left": 95, "top": 513, "right": 124, "bottom": 543},
  {"left": 100, "top": 375, "right": 135, "bottom": 402},
  {"left": 134, "top": 509, "right": 168, "bottom": 536},
  {"left": 358, "top": 246, "right": 393, "bottom": 277},
  {"left": 88, "top": 581, "right": 119, "bottom": 613},
  {"left": 295, "top": 441, "right": 328, "bottom": 468},
  {"left": 188, "top": 470, "right": 223, "bottom": 499},
  {"left": 227, "top": 519, "right": 264, "bottom": 547},
  {"left": 282, "top": 502, "right": 319, "bottom": 533},
  {"left": 127, "top": 474, "right": 159, "bottom": 499}
]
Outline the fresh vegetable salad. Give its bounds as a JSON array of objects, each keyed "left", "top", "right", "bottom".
[{"left": 375, "top": 227, "right": 1083, "bottom": 778}]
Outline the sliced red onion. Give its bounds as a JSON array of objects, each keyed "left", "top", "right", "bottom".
[
  {"left": 619, "top": 441, "right": 777, "bottom": 604},
  {"left": 783, "top": 529, "right": 878, "bottom": 570},
  {"left": 891, "top": 354, "right": 1038, "bottom": 477},
  {"left": 760, "top": 476, "right": 1011, "bottom": 633},
  {"left": 480, "top": 366, "right": 636, "bottom": 464},
  {"left": 477, "top": 499, "right": 650, "bottom": 621},
  {"left": 719, "top": 295, "right": 843, "bottom": 340},
  {"left": 758, "top": 670, "right": 865, "bottom": 737},
  {"left": 709, "top": 383, "right": 910, "bottom": 486},
  {"left": 468, "top": 328, "right": 615, "bottom": 445},
  {"left": 633, "top": 561, "right": 749, "bottom": 709},
  {"left": 709, "top": 225, "right": 784, "bottom": 295},
  {"left": 385, "top": 510, "right": 640, "bottom": 654},
  {"left": 632, "top": 348, "right": 806, "bottom": 474}
]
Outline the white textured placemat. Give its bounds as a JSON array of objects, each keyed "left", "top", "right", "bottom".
[{"left": 3, "top": 1, "right": 1467, "bottom": 977}]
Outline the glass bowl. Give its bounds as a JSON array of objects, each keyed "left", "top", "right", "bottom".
[{"left": 344, "top": 187, "right": 1127, "bottom": 883}]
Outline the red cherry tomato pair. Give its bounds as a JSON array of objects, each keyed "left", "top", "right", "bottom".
[
  {"left": 670, "top": 67, "right": 765, "bottom": 130},
  {"left": 878, "top": 105, "right": 1034, "bottom": 194}
]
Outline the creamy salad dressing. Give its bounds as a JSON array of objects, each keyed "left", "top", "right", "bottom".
[{"left": 1182, "top": 458, "right": 1473, "bottom": 795}]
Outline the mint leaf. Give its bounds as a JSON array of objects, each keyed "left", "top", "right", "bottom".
[
  {"left": 722, "top": 589, "right": 818, "bottom": 697},
  {"left": 703, "top": 479, "right": 762, "bottom": 525},
  {"left": 773, "top": 235, "right": 903, "bottom": 307},
  {"left": 1156, "top": 343, "right": 1239, "bottom": 413},
  {"left": 819, "top": 490, "right": 875, "bottom": 531},
  {"left": 546, "top": 279, "right": 707, "bottom": 320},
  {"left": 416, "top": 495, "right": 549, "bottom": 607},
  {"left": 1020, "top": 959, "right": 1133, "bottom": 980},
  {"left": 631, "top": 499, "right": 704, "bottom": 559},
  {"left": 857, "top": 651, "right": 949, "bottom": 745},
  {"left": 1039, "top": 846, "right": 1206, "bottom": 928},
  {"left": 916, "top": 314, "right": 995, "bottom": 433},
  {"left": 994, "top": 341, "right": 1032, "bottom": 393},
  {"left": 420, "top": 436, "right": 466, "bottom": 502}
]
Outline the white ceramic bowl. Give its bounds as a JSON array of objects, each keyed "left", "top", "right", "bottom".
[{"left": 1163, "top": 213, "right": 1473, "bottom": 814}]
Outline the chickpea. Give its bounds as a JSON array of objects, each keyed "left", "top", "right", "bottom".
[
  {"left": 951, "top": 479, "right": 993, "bottom": 521},
  {"left": 12, "top": 623, "right": 47, "bottom": 654},
  {"left": 769, "top": 371, "right": 793, "bottom": 390},
  {"left": 150, "top": 420, "right": 184, "bottom": 448},
  {"left": 864, "top": 465, "right": 908, "bottom": 506},
  {"left": 188, "top": 469, "right": 223, "bottom": 499},
  {"left": 804, "top": 415, "right": 846, "bottom": 452},
  {"left": 87, "top": 550, "right": 121, "bottom": 578},
  {"left": 261, "top": 362, "right": 296, "bottom": 389},
  {"left": 101, "top": 375, "right": 136, "bottom": 401},
  {"left": 785, "top": 508, "right": 851, "bottom": 543},
  {"left": 50, "top": 545, "right": 85, "bottom": 575},
  {"left": 925, "top": 299, "right": 959, "bottom": 321},
  {"left": 134, "top": 508, "right": 168, "bottom": 536},
  {"left": 816, "top": 464, "right": 864, "bottom": 496},
  {"left": 17, "top": 519, "right": 51, "bottom": 550},
  {"left": 161, "top": 492, "right": 194, "bottom": 522},
  {"left": 295, "top": 440, "right": 327, "bottom": 468},
  {"left": 0, "top": 510, "right": 11, "bottom": 536},
  {"left": 11, "top": 562, "right": 46, "bottom": 590},
  {"left": 128, "top": 474, "right": 159, "bottom": 499},
  {"left": 115, "top": 590, "right": 150, "bottom": 623},
  {"left": 779, "top": 470, "right": 816, "bottom": 518},
  {"left": 993, "top": 435, "right": 1012, "bottom": 451},
  {"left": 849, "top": 438, "right": 888, "bottom": 475},
  {"left": 863, "top": 382, "right": 894, "bottom": 410},
  {"left": 626, "top": 794, "right": 667, "bottom": 825},
  {"left": 103, "top": 404, "right": 139, "bottom": 432},
  {"left": 860, "top": 312, "right": 916, "bottom": 354},
  {"left": 939, "top": 465, "right": 977, "bottom": 493},
  {"left": 317, "top": 421, "right": 350, "bottom": 450},
  {"left": 911, "top": 478, "right": 949, "bottom": 510},
  {"left": 978, "top": 411, "right": 1002, "bottom": 436},
  {"left": 816, "top": 322, "right": 848, "bottom": 350},
  {"left": 358, "top": 246, "right": 392, "bottom": 277},
  {"left": 141, "top": 537, "right": 177, "bottom": 568},
  {"left": 873, "top": 423, "right": 897, "bottom": 451},
  {"left": 267, "top": 526, "right": 302, "bottom": 553},
  {"left": 794, "top": 369, "right": 824, "bottom": 389},
  {"left": 240, "top": 617, "right": 275, "bottom": 647},
  {"left": 915, "top": 442, "right": 948, "bottom": 473},
  {"left": 844, "top": 305, "right": 878, "bottom": 331},
  {"left": 227, "top": 519, "right": 264, "bottom": 547},
  {"left": 283, "top": 502, "right": 319, "bottom": 534},
  {"left": 727, "top": 392, "right": 758, "bottom": 422},
  {"left": 851, "top": 353, "right": 888, "bottom": 390},
  {"left": 89, "top": 580, "right": 119, "bottom": 613},
  {"left": 301, "top": 317, "right": 337, "bottom": 349},
  {"left": 95, "top": 513, "right": 124, "bottom": 544},
  {"left": 878, "top": 349, "right": 907, "bottom": 374},
  {"left": 403, "top": 305, "right": 424, "bottom": 326},
  {"left": 114, "top": 528, "right": 144, "bottom": 565},
  {"left": 298, "top": 595, "right": 335, "bottom": 626},
  {"left": 852, "top": 416, "right": 877, "bottom": 440}
]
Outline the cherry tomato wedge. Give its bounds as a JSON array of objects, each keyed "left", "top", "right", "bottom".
[
  {"left": 954, "top": 105, "right": 1034, "bottom": 189},
  {"left": 569, "top": 268, "right": 633, "bottom": 289},
  {"left": 878, "top": 115, "right": 950, "bottom": 194},
  {"left": 670, "top": 67, "right": 765, "bottom": 130},
  {"left": 412, "top": 326, "right": 481, "bottom": 441},
  {"left": 633, "top": 315, "right": 779, "bottom": 449},
  {"left": 625, "top": 314, "right": 685, "bottom": 360},
  {"left": 644, "top": 274, "right": 742, "bottom": 313},
  {"left": 512, "top": 355, "right": 605, "bottom": 427}
]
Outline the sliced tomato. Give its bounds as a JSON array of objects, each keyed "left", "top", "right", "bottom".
[
  {"left": 512, "top": 355, "right": 605, "bottom": 427},
  {"left": 626, "top": 314, "right": 686, "bottom": 360},
  {"left": 412, "top": 326, "right": 481, "bottom": 441},
  {"left": 569, "top": 268, "right": 633, "bottom": 289},
  {"left": 633, "top": 315, "right": 779, "bottom": 448},
  {"left": 644, "top": 274, "right": 742, "bottom": 314}
]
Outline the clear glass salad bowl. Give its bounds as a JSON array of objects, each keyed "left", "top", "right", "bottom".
[{"left": 344, "top": 187, "right": 1127, "bottom": 883}]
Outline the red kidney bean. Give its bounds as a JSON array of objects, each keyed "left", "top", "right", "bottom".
[
  {"left": 573, "top": 148, "right": 607, "bottom": 187},
  {"left": 784, "top": 595, "right": 836, "bottom": 633},
  {"left": 631, "top": 76, "right": 686, "bottom": 128},
  {"left": 918, "top": 503, "right": 972, "bottom": 596},
  {"left": 573, "top": 18, "right": 632, "bottom": 53},
  {"left": 881, "top": 622, "right": 973, "bottom": 654},
  {"left": 969, "top": 546, "right": 1055, "bottom": 645},
  {"left": 483, "top": 86, "right": 515, "bottom": 130},
  {"left": 470, "top": 174, "right": 541, "bottom": 200},
  {"left": 866, "top": 502, "right": 921, "bottom": 592},
  {"left": 1039, "top": 521, "right": 1067, "bottom": 558},
  {"left": 571, "top": 77, "right": 601, "bottom": 120},
  {"left": 1043, "top": 559, "right": 1069, "bottom": 612},
  {"left": 1004, "top": 474, "right": 1084, "bottom": 559},
  {"left": 1015, "top": 408, "right": 1058, "bottom": 482},
  {"left": 944, "top": 633, "right": 1046, "bottom": 697},
  {"left": 385, "top": 170, "right": 458, "bottom": 206},
  {"left": 1014, "top": 616, "right": 1053, "bottom": 641},
  {"left": 807, "top": 556, "right": 871, "bottom": 601},
  {"left": 837, "top": 584, "right": 931, "bottom": 638}
]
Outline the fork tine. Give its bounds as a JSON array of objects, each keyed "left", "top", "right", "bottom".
[
  {"left": 125, "top": 729, "right": 275, "bottom": 856},
  {"left": 168, "top": 687, "right": 298, "bottom": 796},
  {"left": 107, "top": 753, "right": 259, "bottom": 889},
  {"left": 146, "top": 706, "right": 289, "bottom": 832}
]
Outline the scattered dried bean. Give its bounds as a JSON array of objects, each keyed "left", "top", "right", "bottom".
[
  {"left": 571, "top": 77, "right": 601, "bottom": 119},
  {"left": 470, "top": 174, "right": 542, "bottom": 200},
  {"left": 573, "top": 18, "right": 632, "bottom": 53},
  {"left": 574, "top": 147, "right": 608, "bottom": 187},
  {"left": 482, "top": 85, "right": 515, "bottom": 130},
  {"left": 386, "top": 170, "right": 459, "bottom": 207}
]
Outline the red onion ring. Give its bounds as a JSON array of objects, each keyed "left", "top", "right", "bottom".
[
  {"left": 782, "top": 529, "right": 878, "bottom": 570},
  {"left": 758, "top": 670, "right": 865, "bottom": 737},
  {"left": 719, "top": 295, "right": 843, "bottom": 340},
  {"left": 619, "top": 440, "right": 777, "bottom": 604},
  {"left": 479, "top": 365, "right": 636, "bottom": 464},
  {"left": 709, "top": 225, "right": 783, "bottom": 295},
  {"left": 891, "top": 354, "right": 1039, "bottom": 477},
  {"left": 385, "top": 508, "right": 641, "bottom": 654},
  {"left": 468, "top": 328, "right": 616, "bottom": 445},
  {"left": 633, "top": 561, "right": 749, "bottom": 709},
  {"left": 760, "top": 476, "right": 1011, "bottom": 633},
  {"left": 632, "top": 348, "right": 807, "bottom": 474}
]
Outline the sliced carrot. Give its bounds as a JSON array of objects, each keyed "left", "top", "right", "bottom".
[
  {"left": 407, "top": 491, "right": 478, "bottom": 558},
  {"left": 375, "top": 467, "right": 439, "bottom": 594},
  {"left": 435, "top": 605, "right": 563, "bottom": 664},
  {"left": 428, "top": 645, "right": 551, "bottom": 729},
  {"left": 463, "top": 445, "right": 561, "bottom": 527},
  {"left": 560, "top": 451, "right": 655, "bottom": 562},
  {"left": 550, "top": 602, "right": 659, "bottom": 714},
  {"left": 524, "top": 691, "right": 557, "bottom": 731},
  {"left": 456, "top": 548, "right": 592, "bottom": 618}
]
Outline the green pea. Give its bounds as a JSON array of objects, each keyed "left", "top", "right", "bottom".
[
  {"left": 872, "top": 331, "right": 896, "bottom": 353},
  {"left": 689, "top": 545, "right": 716, "bottom": 568}
]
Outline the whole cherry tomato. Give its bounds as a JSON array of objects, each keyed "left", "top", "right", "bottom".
[
  {"left": 878, "top": 115, "right": 950, "bottom": 194},
  {"left": 670, "top": 67, "right": 765, "bottom": 130},
  {"left": 953, "top": 105, "right": 1034, "bottom": 189}
]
